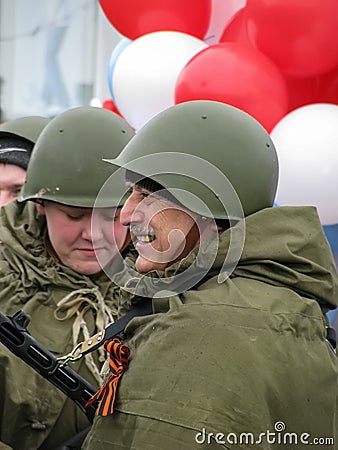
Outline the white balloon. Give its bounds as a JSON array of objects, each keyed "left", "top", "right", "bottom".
[
  {"left": 271, "top": 103, "right": 338, "bottom": 225},
  {"left": 112, "top": 31, "right": 207, "bottom": 131}
]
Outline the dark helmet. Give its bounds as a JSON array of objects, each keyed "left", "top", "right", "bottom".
[
  {"left": 0, "top": 116, "right": 50, "bottom": 170},
  {"left": 105, "top": 100, "right": 279, "bottom": 218},
  {"left": 18, "top": 106, "right": 135, "bottom": 207},
  {"left": 0, "top": 116, "right": 51, "bottom": 143}
]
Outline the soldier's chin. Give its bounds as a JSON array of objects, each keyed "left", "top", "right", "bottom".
[
  {"left": 72, "top": 261, "right": 103, "bottom": 276},
  {"left": 134, "top": 254, "right": 168, "bottom": 273}
]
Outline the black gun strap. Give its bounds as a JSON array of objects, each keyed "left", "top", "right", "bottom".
[
  {"left": 78, "top": 271, "right": 209, "bottom": 358},
  {"left": 100, "top": 300, "right": 336, "bottom": 353},
  {"left": 105, "top": 298, "right": 153, "bottom": 340},
  {"left": 77, "top": 298, "right": 153, "bottom": 358}
]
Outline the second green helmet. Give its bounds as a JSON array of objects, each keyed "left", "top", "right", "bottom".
[
  {"left": 106, "top": 100, "right": 279, "bottom": 218},
  {"left": 18, "top": 106, "right": 135, "bottom": 207}
]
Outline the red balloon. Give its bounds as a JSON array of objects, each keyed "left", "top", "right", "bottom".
[
  {"left": 102, "top": 99, "right": 123, "bottom": 117},
  {"left": 220, "top": 8, "right": 250, "bottom": 45},
  {"left": 285, "top": 65, "right": 338, "bottom": 113},
  {"left": 317, "top": 66, "right": 338, "bottom": 105},
  {"left": 245, "top": 0, "right": 338, "bottom": 77},
  {"left": 175, "top": 43, "right": 288, "bottom": 132},
  {"left": 99, "top": 0, "right": 212, "bottom": 40},
  {"left": 284, "top": 75, "right": 319, "bottom": 113}
]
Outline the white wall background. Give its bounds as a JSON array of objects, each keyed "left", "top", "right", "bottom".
[{"left": 0, "top": 0, "right": 122, "bottom": 120}]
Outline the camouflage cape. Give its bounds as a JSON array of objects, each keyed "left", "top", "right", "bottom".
[
  {"left": 0, "top": 200, "right": 132, "bottom": 450},
  {"left": 84, "top": 206, "right": 338, "bottom": 450}
]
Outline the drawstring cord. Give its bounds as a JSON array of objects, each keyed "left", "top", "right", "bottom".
[{"left": 54, "top": 287, "right": 115, "bottom": 384}]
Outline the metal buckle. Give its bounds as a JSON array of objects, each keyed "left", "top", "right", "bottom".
[
  {"left": 57, "top": 330, "right": 105, "bottom": 367},
  {"left": 57, "top": 342, "right": 83, "bottom": 367}
]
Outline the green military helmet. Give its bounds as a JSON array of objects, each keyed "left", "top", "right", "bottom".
[
  {"left": 18, "top": 106, "right": 135, "bottom": 207},
  {"left": 0, "top": 116, "right": 50, "bottom": 144},
  {"left": 106, "top": 100, "right": 278, "bottom": 218}
]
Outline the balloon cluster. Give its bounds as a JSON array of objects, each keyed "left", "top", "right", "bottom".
[{"left": 100, "top": 0, "right": 338, "bottom": 240}]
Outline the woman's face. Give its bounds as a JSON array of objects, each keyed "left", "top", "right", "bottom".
[{"left": 37, "top": 202, "right": 129, "bottom": 275}]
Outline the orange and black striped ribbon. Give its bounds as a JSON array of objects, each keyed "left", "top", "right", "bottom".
[{"left": 85, "top": 337, "right": 130, "bottom": 416}]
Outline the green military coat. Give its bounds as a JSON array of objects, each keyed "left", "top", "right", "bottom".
[
  {"left": 84, "top": 206, "right": 338, "bottom": 450},
  {"left": 0, "top": 201, "right": 131, "bottom": 449}
]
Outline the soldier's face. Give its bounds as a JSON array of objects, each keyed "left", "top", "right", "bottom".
[
  {"left": 37, "top": 202, "right": 129, "bottom": 275},
  {"left": 119, "top": 184, "right": 201, "bottom": 273},
  {"left": 0, "top": 163, "right": 26, "bottom": 207}
]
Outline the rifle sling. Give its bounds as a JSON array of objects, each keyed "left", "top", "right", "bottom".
[{"left": 79, "top": 298, "right": 153, "bottom": 356}]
